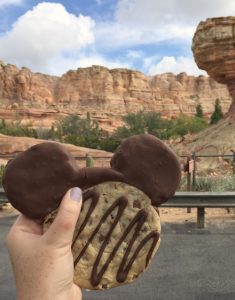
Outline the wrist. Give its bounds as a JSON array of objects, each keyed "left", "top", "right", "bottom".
[{"left": 17, "top": 287, "right": 77, "bottom": 300}]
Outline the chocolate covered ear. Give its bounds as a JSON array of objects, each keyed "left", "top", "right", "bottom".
[
  {"left": 2, "top": 143, "right": 79, "bottom": 218},
  {"left": 110, "top": 134, "right": 181, "bottom": 206}
]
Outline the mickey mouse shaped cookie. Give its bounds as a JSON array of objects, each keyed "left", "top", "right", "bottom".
[{"left": 3, "top": 134, "right": 181, "bottom": 290}]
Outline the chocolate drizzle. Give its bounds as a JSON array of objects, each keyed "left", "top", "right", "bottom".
[{"left": 72, "top": 189, "right": 160, "bottom": 286}]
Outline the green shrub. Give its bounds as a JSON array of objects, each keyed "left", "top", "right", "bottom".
[
  {"left": 0, "top": 165, "right": 5, "bottom": 187},
  {"left": 0, "top": 119, "right": 37, "bottom": 138},
  {"left": 193, "top": 177, "right": 214, "bottom": 192},
  {"left": 177, "top": 176, "right": 188, "bottom": 191},
  {"left": 210, "top": 98, "right": 224, "bottom": 124},
  {"left": 114, "top": 111, "right": 170, "bottom": 140},
  {"left": 195, "top": 103, "right": 204, "bottom": 118},
  {"left": 166, "top": 114, "right": 208, "bottom": 138},
  {"left": 178, "top": 176, "right": 235, "bottom": 192},
  {"left": 212, "top": 176, "right": 235, "bottom": 192},
  {"left": 99, "top": 137, "right": 120, "bottom": 152},
  {"left": 54, "top": 113, "right": 103, "bottom": 149}
]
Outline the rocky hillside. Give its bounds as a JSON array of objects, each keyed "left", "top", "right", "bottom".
[
  {"left": 0, "top": 61, "right": 232, "bottom": 131},
  {"left": 174, "top": 118, "right": 235, "bottom": 174}
]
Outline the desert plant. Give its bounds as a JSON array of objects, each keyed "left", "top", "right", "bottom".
[
  {"left": 0, "top": 119, "right": 37, "bottom": 138},
  {"left": 212, "top": 176, "right": 235, "bottom": 192},
  {"left": 195, "top": 103, "right": 204, "bottom": 118},
  {"left": 177, "top": 175, "right": 188, "bottom": 191},
  {"left": 0, "top": 165, "right": 5, "bottom": 187},
  {"left": 114, "top": 111, "right": 170, "bottom": 140},
  {"left": 193, "top": 177, "right": 214, "bottom": 192},
  {"left": 210, "top": 98, "right": 224, "bottom": 124},
  {"left": 54, "top": 113, "right": 103, "bottom": 149},
  {"left": 166, "top": 114, "right": 208, "bottom": 138}
]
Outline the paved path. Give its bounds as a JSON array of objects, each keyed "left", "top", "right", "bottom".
[{"left": 1, "top": 214, "right": 235, "bottom": 300}]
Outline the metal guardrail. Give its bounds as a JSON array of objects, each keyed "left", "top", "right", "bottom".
[
  {"left": 163, "top": 192, "right": 235, "bottom": 208},
  {"left": 1, "top": 189, "right": 235, "bottom": 229},
  {"left": 161, "top": 192, "right": 235, "bottom": 228}
]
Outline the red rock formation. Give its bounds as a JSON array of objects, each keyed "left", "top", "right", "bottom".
[
  {"left": 0, "top": 61, "right": 232, "bottom": 131},
  {"left": 192, "top": 17, "right": 235, "bottom": 117}
]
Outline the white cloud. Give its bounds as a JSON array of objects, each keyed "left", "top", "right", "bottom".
[
  {"left": 116, "top": 0, "right": 235, "bottom": 28},
  {"left": 0, "top": 2, "right": 95, "bottom": 74},
  {"left": 95, "top": 20, "right": 193, "bottom": 51},
  {"left": 95, "top": 0, "right": 235, "bottom": 49},
  {"left": 148, "top": 56, "right": 207, "bottom": 76},
  {"left": 0, "top": 0, "right": 23, "bottom": 8}
]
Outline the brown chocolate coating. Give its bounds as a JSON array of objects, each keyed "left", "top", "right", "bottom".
[
  {"left": 2, "top": 143, "right": 78, "bottom": 218},
  {"left": 2, "top": 134, "right": 181, "bottom": 218},
  {"left": 111, "top": 134, "right": 181, "bottom": 206}
]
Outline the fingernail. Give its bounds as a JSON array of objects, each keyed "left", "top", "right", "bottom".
[{"left": 70, "top": 187, "right": 82, "bottom": 202}]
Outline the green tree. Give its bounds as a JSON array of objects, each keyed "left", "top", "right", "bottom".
[
  {"left": 121, "top": 111, "right": 146, "bottom": 135},
  {"left": 195, "top": 103, "right": 204, "bottom": 118},
  {"left": 114, "top": 111, "right": 170, "bottom": 140},
  {"left": 210, "top": 98, "right": 224, "bottom": 124},
  {"left": 54, "top": 113, "right": 103, "bottom": 149}
]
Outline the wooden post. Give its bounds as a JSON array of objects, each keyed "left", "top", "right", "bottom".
[
  {"left": 192, "top": 151, "right": 196, "bottom": 191},
  {"left": 186, "top": 157, "right": 191, "bottom": 192},
  {"left": 186, "top": 171, "right": 191, "bottom": 214},
  {"left": 186, "top": 157, "right": 191, "bottom": 213},
  {"left": 86, "top": 154, "right": 94, "bottom": 167},
  {"left": 231, "top": 150, "right": 235, "bottom": 177},
  {"left": 197, "top": 207, "right": 205, "bottom": 228},
  {"left": 187, "top": 172, "right": 191, "bottom": 191}
]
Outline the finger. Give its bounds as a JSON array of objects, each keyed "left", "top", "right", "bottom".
[
  {"left": 11, "top": 214, "right": 43, "bottom": 235},
  {"left": 44, "top": 187, "right": 82, "bottom": 247}
]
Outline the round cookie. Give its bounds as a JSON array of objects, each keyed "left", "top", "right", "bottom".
[{"left": 44, "top": 181, "right": 161, "bottom": 290}]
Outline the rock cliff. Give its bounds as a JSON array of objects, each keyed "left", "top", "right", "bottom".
[
  {"left": 192, "top": 16, "right": 235, "bottom": 117},
  {"left": 0, "top": 61, "right": 232, "bottom": 131}
]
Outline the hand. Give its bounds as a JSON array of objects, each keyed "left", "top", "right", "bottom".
[{"left": 6, "top": 187, "right": 83, "bottom": 300}]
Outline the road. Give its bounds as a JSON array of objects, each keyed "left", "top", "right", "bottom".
[{"left": 1, "top": 214, "right": 235, "bottom": 300}]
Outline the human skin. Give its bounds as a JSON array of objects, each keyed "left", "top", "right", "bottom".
[{"left": 6, "top": 187, "right": 83, "bottom": 300}]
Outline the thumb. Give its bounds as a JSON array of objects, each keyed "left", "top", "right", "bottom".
[{"left": 44, "top": 187, "right": 82, "bottom": 247}]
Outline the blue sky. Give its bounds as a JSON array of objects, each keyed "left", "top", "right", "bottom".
[{"left": 0, "top": 0, "right": 235, "bottom": 76}]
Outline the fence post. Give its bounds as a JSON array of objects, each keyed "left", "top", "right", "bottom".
[
  {"left": 185, "top": 157, "right": 191, "bottom": 191},
  {"left": 197, "top": 207, "right": 205, "bottom": 228},
  {"left": 192, "top": 151, "right": 196, "bottom": 191},
  {"left": 86, "top": 154, "right": 94, "bottom": 167},
  {"left": 186, "top": 156, "right": 191, "bottom": 213},
  {"left": 232, "top": 150, "right": 235, "bottom": 177}
]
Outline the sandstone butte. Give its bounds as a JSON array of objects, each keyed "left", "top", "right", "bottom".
[
  {"left": 0, "top": 60, "right": 232, "bottom": 132},
  {"left": 192, "top": 16, "right": 235, "bottom": 117}
]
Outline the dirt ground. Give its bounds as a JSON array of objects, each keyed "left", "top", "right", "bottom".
[
  {"left": 159, "top": 206, "right": 235, "bottom": 225},
  {"left": 1, "top": 204, "right": 235, "bottom": 225}
]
